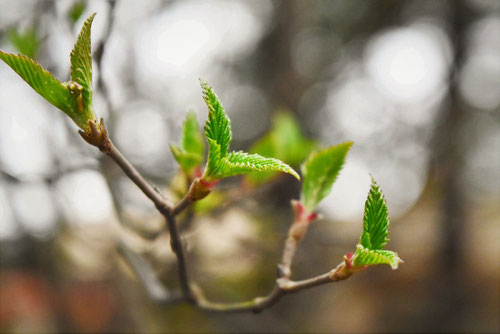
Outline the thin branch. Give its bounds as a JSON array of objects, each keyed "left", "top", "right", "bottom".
[
  {"left": 278, "top": 235, "right": 298, "bottom": 278},
  {"left": 105, "top": 141, "right": 172, "bottom": 212},
  {"left": 277, "top": 201, "right": 313, "bottom": 279},
  {"left": 99, "top": 134, "right": 347, "bottom": 312},
  {"left": 163, "top": 210, "right": 193, "bottom": 300},
  {"left": 90, "top": 134, "right": 193, "bottom": 300},
  {"left": 104, "top": 141, "right": 193, "bottom": 298},
  {"left": 172, "top": 195, "right": 192, "bottom": 216},
  {"left": 119, "top": 242, "right": 352, "bottom": 313}
]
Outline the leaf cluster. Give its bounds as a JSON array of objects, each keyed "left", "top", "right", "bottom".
[
  {"left": 0, "top": 13, "right": 97, "bottom": 131},
  {"left": 246, "top": 112, "right": 317, "bottom": 185}
]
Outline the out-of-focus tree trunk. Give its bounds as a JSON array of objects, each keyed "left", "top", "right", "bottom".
[{"left": 428, "top": 0, "right": 475, "bottom": 330}]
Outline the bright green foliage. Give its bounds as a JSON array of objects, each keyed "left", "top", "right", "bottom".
[
  {"left": 300, "top": 141, "right": 352, "bottom": 212},
  {"left": 0, "top": 13, "right": 97, "bottom": 132},
  {"left": 204, "top": 138, "right": 299, "bottom": 181},
  {"left": 247, "top": 112, "right": 317, "bottom": 184},
  {"left": 200, "top": 81, "right": 299, "bottom": 182},
  {"left": 251, "top": 112, "right": 317, "bottom": 165},
  {"left": 360, "top": 177, "right": 389, "bottom": 250},
  {"left": 353, "top": 245, "right": 401, "bottom": 270},
  {"left": 69, "top": 0, "right": 86, "bottom": 24},
  {"left": 8, "top": 27, "right": 40, "bottom": 59},
  {"left": 170, "top": 111, "right": 205, "bottom": 175},
  {"left": 201, "top": 80, "right": 231, "bottom": 158},
  {"left": 70, "top": 13, "right": 95, "bottom": 119},
  {"left": 0, "top": 52, "right": 92, "bottom": 129},
  {"left": 352, "top": 177, "right": 402, "bottom": 269}
]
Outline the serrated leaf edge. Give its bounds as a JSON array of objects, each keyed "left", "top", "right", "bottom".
[
  {"left": 353, "top": 245, "right": 402, "bottom": 270},
  {"left": 360, "top": 176, "right": 390, "bottom": 250}
]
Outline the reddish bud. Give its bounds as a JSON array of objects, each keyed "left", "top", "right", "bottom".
[{"left": 187, "top": 177, "right": 218, "bottom": 201}]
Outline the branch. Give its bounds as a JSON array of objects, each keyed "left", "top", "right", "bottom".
[
  {"left": 80, "top": 120, "right": 194, "bottom": 300},
  {"left": 172, "top": 195, "right": 192, "bottom": 216},
  {"left": 105, "top": 140, "right": 172, "bottom": 213},
  {"left": 163, "top": 210, "right": 193, "bottom": 300},
  {"left": 277, "top": 200, "right": 316, "bottom": 278},
  {"left": 105, "top": 140, "right": 193, "bottom": 299},
  {"left": 119, "top": 241, "right": 353, "bottom": 313}
]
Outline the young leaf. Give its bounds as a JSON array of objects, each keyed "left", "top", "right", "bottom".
[
  {"left": 182, "top": 111, "right": 204, "bottom": 156},
  {"left": 301, "top": 141, "right": 353, "bottom": 212},
  {"left": 203, "top": 138, "right": 299, "bottom": 181},
  {"left": 269, "top": 112, "right": 317, "bottom": 165},
  {"left": 200, "top": 81, "right": 299, "bottom": 183},
  {"left": 0, "top": 52, "right": 91, "bottom": 130},
  {"left": 70, "top": 13, "right": 96, "bottom": 119},
  {"left": 353, "top": 245, "right": 402, "bottom": 270},
  {"left": 0, "top": 13, "right": 98, "bottom": 132},
  {"left": 219, "top": 151, "right": 300, "bottom": 180},
  {"left": 170, "top": 111, "right": 204, "bottom": 174},
  {"left": 8, "top": 27, "right": 40, "bottom": 59},
  {"left": 247, "top": 112, "right": 317, "bottom": 185},
  {"left": 360, "top": 177, "right": 390, "bottom": 250},
  {"left": 201, "top": 80, "right": 231, "bottom": 157},
  {"left": 204, "top": 138, "right": 223, "bottom": 181}
]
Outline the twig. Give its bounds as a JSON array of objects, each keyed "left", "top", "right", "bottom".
[
  {"left": 105, "top": 141, "right": 172, "bottom": 213},
  {"left": 81, "top": 123, "right": 195, "bottom": 299},
  {"left": 163, "top": 210, "right": 193, "bottom": 300},
  {"left": 103, "top": 140, "right": 193, "bottom": 299},
  {"left": 278, "top": 235, "right": 298, "bottom": 278},
  {"left": 87, "top": 127, "right": 353, "bottom": 312},
  {"left": 277, "top": 200, "right": 315, "bottom": 279},
  {"left": 119, "top": 242, "right": 353, "bottom": 313},
  {"left": 172, "top": 196, "right": 191, "bottom": 216}
]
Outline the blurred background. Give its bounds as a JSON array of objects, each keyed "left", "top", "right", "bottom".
[{"left": 0, "top": 0, "right": 499, "bottom": 332}]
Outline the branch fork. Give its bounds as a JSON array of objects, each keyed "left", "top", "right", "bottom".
[{"left": 81, "top": 118, "right": 360, "bottom": 313}]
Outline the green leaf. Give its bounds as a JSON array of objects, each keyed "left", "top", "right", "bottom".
[
  {"left": 70, "top": 13, "right": 96, "bottom": 120},
  {"left": 268, "top": 113, "right": 317, "bottom": 165},
  {"left": 170, "top": 111, "right": 204, "bottom": 174},
  {"left": 247, "top": 112, "right": 317, "bottom": 185},
  {"left": 0, "top": 13, "right": 98, "bottom": 132},
  {"left": 8, "top": 27, "right": 40, "bottom": 59},
  {"left": 300, "top": 141, "right": 353, "bottom": 212},
  {"left": 204, "top": 139, "right": 299, "bottom": 181},
  {"left": 200, "top": 81, "right": 299, "bottom": 182},
  {"left": 0, "top": 52, "right": 92, "bottom": 130},
  {"left": 224, "top": 151, "right": 299, "bottom": 179},
  {"left": 69, "top": 0, "right": 86, "bottom": 24},
  {"left": 182, "top": 111, "right": 204, "bottom": 156},
  {"left": 353, "top": 245, "right": 402, "bottom": 270},
  {"left": 360, "top": 177, "right": 390, "bottom": 250},
  {"left": 201, "top": 80, "right": 231, "bottom": 157}
]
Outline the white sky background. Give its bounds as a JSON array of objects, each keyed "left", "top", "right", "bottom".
[{"left": 0, "top": 1, "right": 499, "bottom": 241}]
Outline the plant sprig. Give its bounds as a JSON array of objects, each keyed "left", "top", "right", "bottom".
[
  {"left": 0, "top": 13, "right": 97, "bottom": 132},
  {"left": 0, "top": 12, "right": 403, "bottom": 314}
]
